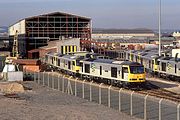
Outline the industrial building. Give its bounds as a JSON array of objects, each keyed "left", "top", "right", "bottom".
[
  {"left": 27, "top": 38, "right": 80, "bottom": 59},
  {"left": 9, "top": 12, "right": 91, "bottom": 58},
  {"left": 92, "top": 28, "right": 155, "bottom": 39}
]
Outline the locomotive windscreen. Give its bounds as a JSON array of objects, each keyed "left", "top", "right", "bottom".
[{"left": 130, "top": 66, "right": 144, "bottom": 74}]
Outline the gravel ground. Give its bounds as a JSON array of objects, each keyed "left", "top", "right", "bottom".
[{"left": 0, "top": 81, "right": 141, "bottom": 120}]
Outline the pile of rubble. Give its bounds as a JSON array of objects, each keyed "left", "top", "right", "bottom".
[{"left": 0, "top": 82, "right": 24, "bottom": 94}]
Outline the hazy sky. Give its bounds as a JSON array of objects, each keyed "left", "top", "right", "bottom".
[{"left": 0, "top": 0, "right": 179, "bottom": 29}]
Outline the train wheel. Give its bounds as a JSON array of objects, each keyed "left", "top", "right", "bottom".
[
  {"left": 158, "top": 73, "right": 161, "bottom": 78},
  {"left": 118, "top": 83, "right": 123, "bottom": 88},
  {"left": 172, "top": 76, "right": 176, "bottom": 81},
  {"left": 111, "top": 80, "right": 115, "bottom": 86},
  {"left": 107, "top": 80, "right": 111, "bottom": 85},
  {"left": 151, "top": 71, "right": 155, "bottom": 77},
  {"left": 121, "top": 82, "right": 127, "bottom": 88}
]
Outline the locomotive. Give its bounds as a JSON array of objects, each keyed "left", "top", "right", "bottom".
[
  {"left": 126, "top": 50, "right": 180, "bottom": 81},
  {"left": 44, "top": 51, "right": 146, "bottom": 87}
]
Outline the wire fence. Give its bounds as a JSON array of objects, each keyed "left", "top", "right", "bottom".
[{"left": 25, "top": 71, "right": 180, "bottom": 120}]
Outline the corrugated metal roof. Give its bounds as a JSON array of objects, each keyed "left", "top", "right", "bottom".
[
  {"left": 95, "top": 39, "right": 149, "bottom": 43},
  {"left": 91, "top": 59, "right": 141, "bottom": 66},
  {"left": 26, "top": 11, "right": 91, "bottom": 20},
  {"left": 93, "top": 59, "right": 114, "bottom": 64},
  {"left": 93, "top": 28, "right": 154, "bottom": 34},
  {"left": 13, "top": 59, "right": 41, "bottom": 65},
  {"left": 10, "top": 11, "right": 91, "bottom": 27}
]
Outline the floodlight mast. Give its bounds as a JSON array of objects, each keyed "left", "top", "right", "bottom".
[{"left": 158, "top": 0, "right": 161, "bottom": 56}]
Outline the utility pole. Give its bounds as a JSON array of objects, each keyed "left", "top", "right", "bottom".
[{"left": 159, "top": 0, "right": 161, "bottom": 56}]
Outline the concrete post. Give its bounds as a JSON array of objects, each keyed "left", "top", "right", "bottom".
[
  {"left": 159, "top": 99, "right": 163, "bottom": 120},
  {"left": 90, "top": 81, "right": 93, "bottom": 102},
  {"left": 99, "top": 83, "right": 103, "bottom": 105},
  {"left": 58, "top": 75, "right": 60, "bottom": 91},
  {"left": 62, "top": 75, "right": 65, "bottom": 93},
  {"left": 108, "top": 85, "right": 112, "bottom": 108},
  {"left": 177, "top": 103, "right": 180, "bottom": 120},
  {"left": 82, "top": 80, "right": 85, "bottom": 98},
  {"left": 48, "top": 73, "right": 50, "bottom": 87},
  {"left": 52, "top": 73, "right": 54, "bottom": 89},
  {"left": 38, "top": 72, "right": 40, "bottom": 84},
  {"left": 67, "top": 76, "right": 73, "bottom": 95},
  {"left": 130, "top": 91, "right": 134, "bottom": 116},
  {"left": 119, "top": 88, "right": 123, "bottom": 112},
  {"left": 144, "top": 95, "right": 149, "bottom": 120},
  {"left": 75, "top": 78, "right": 78, "bottom": 96},
  {"left": 43, "top": 72, "right": 45, "bottom": 86},
  {"left": 34, "top": 72, "right": 36, "bottom": 82}
]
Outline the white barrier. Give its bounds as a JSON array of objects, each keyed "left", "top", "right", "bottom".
[{"left": 7, "top": 72, "right": 23, "bottom": 81}]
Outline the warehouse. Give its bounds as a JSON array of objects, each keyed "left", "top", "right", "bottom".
[
  {"left": 9, "top": 12, "right": 91, "bottom": 58},
  {"left": 92, "top": 28, "right": 155, "bottom": 39}
]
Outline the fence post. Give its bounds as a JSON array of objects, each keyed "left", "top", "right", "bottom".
[
  {"left": 34, "top": 72, "right": 36, "bottom": 82},
  {"left": 82, "top": 80, "right": 86, "bottom": 98},
  {"left": 62, "top": 75, "right": 65, "bottom": 93},
  {"left": 43, "top": 72, "right": 45, "bottom": 86},
  {"left": 99, "top": 83, "right": 103, "bottom": 105},
  {"left": 75, "top": 78, "right": 78, "bottom": 96},
  {"left": 58, "top": 75, "right": 60, "bottom": 91},
  {"left": 52, "top": 73, "right": 54, "bottom": 89},
  {"left": 108, "top": 85, "right": 112, "bottom": 108},
  {"left": 119, "top": 88, "right": 123, "bottom": 112},
  {"left": 144, "top": 94, "right": 149, "bottom": 120},
  {"left": 66, "top": 76, "right": 73, "bottom": 95},
  {"left": 38, "top": 72, "right": 40, "bottom": 84},
  {"left": 90, "top": 81, "right": 93, "bottom": 102},
  {"left": 48, "top": 72, "right": 50, "bottom": 87},
  {"left": 159, "top": 99, "right": 163, "bottom": 120},
  {"left": 67, "top": 77, "right": 69, "bottom": 94},
  {"left": 130, "top": 91, "right": 134, "bottom": 116},
  {"left": 177, "top": 103, "right": 180, "bottom": 120}
]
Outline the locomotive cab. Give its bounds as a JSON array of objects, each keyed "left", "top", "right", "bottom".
[
  {"left": 122, "top": 65, "right": 145, "bottom": 83},
  {"left": 153, "top": 58, "right": 160, "bottom": 72}
]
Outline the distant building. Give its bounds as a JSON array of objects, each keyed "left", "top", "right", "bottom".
[
  {"left": 8, "top": 12, "right": 91, "bottom": 58},
  {"left": 149, "top": 37, "right": 176, "bottom": 46},
  {"left": 28, "top": 38, "right": 80, "bottom": 59},
  {"left": 172, "top": 32, "right": 180, "bottom": 45},
  {"left": 92, "top": 29, "right": 155, "bottom": 39},
  {"left": 172, "top": 31, "right": 180, "bottom": 37},
  {"left": 57, "top": 38, "right": 80, "bottom": 54},
  {"left": 172, "top": 49, "right": 180, "bottom": 58}
]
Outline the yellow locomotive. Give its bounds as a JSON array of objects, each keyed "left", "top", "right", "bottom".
[{"left": 45, "top": 52, "right": 146, "bottom": 87}]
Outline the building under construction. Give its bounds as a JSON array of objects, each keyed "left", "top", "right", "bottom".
[{"left": 8, "top": 12, "right": 91, "bottom": 58}]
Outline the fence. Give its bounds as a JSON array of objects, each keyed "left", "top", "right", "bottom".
[
  {"left": 25, "top": 71, "right": 180, "bottom": 120},
  {"left": 0, "top": 72, "right": 23, "bottom": 81}
]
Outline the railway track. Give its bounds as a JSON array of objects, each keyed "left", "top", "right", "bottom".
[
  {"left": 146, "top": 72, "right": 180, "bottom": 84},
  {"left": 136, "top": 87, "right": 180, "bottom": 102},
  {"left": 140, "top": 75, "right": 180, "bottom": 102},
  {"left": 78, "top": 77, "right": 180, "bottom": 103}
]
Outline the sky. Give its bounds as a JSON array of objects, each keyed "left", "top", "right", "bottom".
[{"left": 0, "top": 0, "right": 179, "bottom": 30}]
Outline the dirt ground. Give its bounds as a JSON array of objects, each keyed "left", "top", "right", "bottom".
[{"left": 0, "top": 81, "right": 141, "bottom": 120}]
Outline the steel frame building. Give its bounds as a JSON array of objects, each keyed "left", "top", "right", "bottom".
[{"left": 9, "top": 12, "right": 91, "bottom": 58}]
